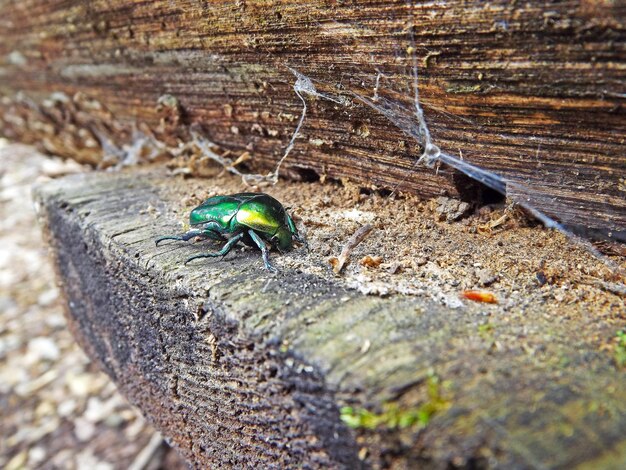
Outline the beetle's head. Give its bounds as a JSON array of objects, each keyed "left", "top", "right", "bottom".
[{"left": 272, "top": 226, "right": 293, "bottom": 252}]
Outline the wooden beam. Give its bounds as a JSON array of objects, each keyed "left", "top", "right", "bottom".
[
  {"left": 2, "top": 1, "right": 625, "bottom": 238},
  {"left": 35, "top": 169, "right": 626, "bottom": 468}
]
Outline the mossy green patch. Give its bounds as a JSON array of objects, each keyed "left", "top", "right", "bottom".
[
  {"left": 478, "top": 322, "right": 494, "bottom": 340},
  {"left": 340, "top": 374, "right": 451, "bottom": 430},
  {"left": 615, "top": 331, "right": 626, "bottom": 369}
]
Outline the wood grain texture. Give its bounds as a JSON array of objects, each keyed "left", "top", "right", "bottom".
[
  {"left": 3, "top": 2, "right": 625, "bottom": 233},
  {"left": 34, "top": 169, "right": 626, "bottom": 468}
]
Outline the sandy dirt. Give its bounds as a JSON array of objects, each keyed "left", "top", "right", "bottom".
[{"left": 159, "top": 162, "right": 625, "bottom": 334}]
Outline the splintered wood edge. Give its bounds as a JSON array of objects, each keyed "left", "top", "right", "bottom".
[{"left": 34, "top": 170, "right": 626, "bottom": 468}]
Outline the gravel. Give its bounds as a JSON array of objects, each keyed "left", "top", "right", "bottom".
[{"left": 0, "top": 141, "right": 185, "bottom": 470}]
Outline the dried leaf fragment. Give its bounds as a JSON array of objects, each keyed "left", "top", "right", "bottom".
[
  {"left": 462, "top": 290, "right": 498, "bottom": 304},
  {"left": 360, "top": 255, "right": 383, "bottom": 268}
]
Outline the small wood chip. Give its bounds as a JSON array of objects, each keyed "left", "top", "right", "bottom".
[{"left": 359, "top": 255, "right": 383, "bottom": 268}]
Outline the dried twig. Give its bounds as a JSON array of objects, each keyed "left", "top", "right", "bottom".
[{"left": 329, "top": 224, "right": 374, "bottom": 274}]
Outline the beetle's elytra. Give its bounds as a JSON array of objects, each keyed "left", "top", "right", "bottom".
[{"left": 155, "top": 193, "right": 306, "bottom": 272}]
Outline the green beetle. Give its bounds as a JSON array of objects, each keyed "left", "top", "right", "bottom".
[{"left": 155, "top": 193, "right": 306, "bottom": 272}]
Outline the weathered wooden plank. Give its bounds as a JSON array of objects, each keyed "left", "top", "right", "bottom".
[
  {"left": 3, "top": 1, "right": 625, "bottom": 239},
  {"left": 35, "top": 169, "right": 626, "bottom": 468}
]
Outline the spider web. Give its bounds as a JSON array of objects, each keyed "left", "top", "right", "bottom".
[{"left": 256, "top": 1, "right": 625, "bottom": 273}]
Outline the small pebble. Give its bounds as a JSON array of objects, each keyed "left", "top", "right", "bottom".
[
  {"left": 74, "top": 417, "right": 96, "bottom": 442},
  {"left": 434, "top": 197, "right": 472, "bottom": 222},
  {"left": 28, "top": 447, "right": 46, "bottom": 465},
  {"left": 75, "top": 449, "right": 114, "bottom": 470},
  {"left": 37, "top": 288, "right": 59, "bottom": 307},
  {"left": 26, "top": 337, "right": 60, "bottom": 362},
  {"left": 477, "top": 269, "right": 499, "bottom": 287},
  {"left": 58, "top": 399, "right": 77, "bottom": 417},
  {"left": 104, "top": 413, "right": 125, "bottom": 428},
  {"left": 84, "top": 397, "right": 110, "bottom": 423},
  {"left": 386, "top": 262, "right": 402, "bottom": 274},
  {"left": 66, "top": 372, "right": 94, "bottom": 397}
]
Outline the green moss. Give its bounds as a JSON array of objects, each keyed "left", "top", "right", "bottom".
[
  {"left": 478, "top": 322, "right": 494, "bottom": 339},
  {"left": 615, "top": 331, "right": 626, "bottom": 368},
  {"left": 558, "top": 355, "right": 571, "bottom": 369},
  {"left": 340, "top": 374, "right": 451, "bottom": 430},
  {"left": 477, "top": 322, "right": 496, "bottom": 350}
]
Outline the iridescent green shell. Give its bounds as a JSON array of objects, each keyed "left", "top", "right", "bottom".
[
  {"left": 189, "top": 193, "right": 295, "bottom": 250},
  {"left": 189, "top": 194, "right": 246, "bottom": 228}
]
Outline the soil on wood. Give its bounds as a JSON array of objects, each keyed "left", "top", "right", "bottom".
[{"left": 157, "top": 163, "right": 625, "bottom": 337}]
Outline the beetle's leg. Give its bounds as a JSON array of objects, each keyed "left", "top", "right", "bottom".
[
  {"left": 156, "top": 225, "right": 225, "bottom": 246},
  {"left": 248, "top": 230, "right": 278, "bottom": 273},
  {"left": 200, "top": 221, "right": 228, "bottom": 241},
  {"left": 286, "top": 213, "right": 309, "bottom": 251},
  {"left": 155, "top": 229, "right": 205, "bottom": 246},
  {"left": 185, "top": 232, "right": 244, "bottom": 265},
  {"left": 200, "top": 229, "right": 227, "bottom": 242},
  {"left": 294, "top": 233, "right": 309, "bottom": 251}
]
